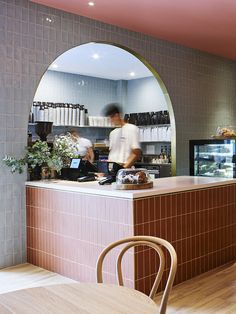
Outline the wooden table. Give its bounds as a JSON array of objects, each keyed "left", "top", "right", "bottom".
[{"left": 0, "top": 283, "right": 157, "bottom": 313}]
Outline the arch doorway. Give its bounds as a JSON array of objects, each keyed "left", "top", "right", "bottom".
[{"left": 30, "top": 42, "right": 176, "bottom": 175}]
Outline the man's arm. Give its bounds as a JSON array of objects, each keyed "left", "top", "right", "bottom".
[
  {"left": 87, "top": 147, "right": 94, "bottom": 163},
  {"left": 123, "top": 148, "right": 141, "bottom": 168}
]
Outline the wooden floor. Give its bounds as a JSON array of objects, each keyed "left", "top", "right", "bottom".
[
  {"left": 0, "top": 262, "right": 235, "bottom": 313},
  {"left": 0, "top": 263, "right": 76, "bottom": 294},
  {"left": 155, "top": 262, "right": 236, "bottom": 314}
]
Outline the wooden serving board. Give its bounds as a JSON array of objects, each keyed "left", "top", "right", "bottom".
[
  {"left": 115, "top": 181, "right": 153, "bottom": 190},
  {"left": 211, "top": 135, "right": 236, "bottom": 139}
]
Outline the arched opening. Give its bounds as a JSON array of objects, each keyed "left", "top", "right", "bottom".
[{"left": 29, "top": 42, "right": 176, "bottom": 175}]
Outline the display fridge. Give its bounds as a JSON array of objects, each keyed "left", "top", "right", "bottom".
[{"left": 189, "top": 139, "right": 236, "bottom": 178}]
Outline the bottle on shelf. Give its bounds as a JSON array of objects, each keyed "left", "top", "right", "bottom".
[
  {"left": 72, "top": 105, "right": 77, "bottom": 126},
  {"left": 44, "top": 103, "right": 49, "bottom": 121},
  {"left": 28, "top": 109, "right": 34, "bottom": 123},
  {"left": 146, "top": 112, "right": 151, "bottom": 125},
  {"left": 124, "top": 113, "right": 130, "bottom": 123},
  {"left": 61, "top": 104, "right": 66, "bottom": 125},
  {"left": 161, "top": 146, "right": 166, "bottom": 159},
  {"left": 167, "top": 147, "right": 171, "bottom": 163},
  {"left": 56, "top": 103, "right": 61, "bottom": 125},
  {"left": 68, "top": 104, "right": 73, "bottom": 126},
  {"left": 163, "top": 110, "right": 170, "bottom": 124},
  {"left": 52, "top": 103, "right": 57, "bottom": 124},
  {"left": 64, "top": 103, "right": 69, "bottom": 126},
  {"left": 76, "top": 104, "right": 80, "bottom": 126},
  {"left": 129, "top": 113, "right": 136, "bottom": 125},
  {"left": 85, "top": 108, "right": 88, "bottom": 126},
  {"left": 48, "top": 103, "right": 53, "bottom": 123},
  {"left": 38, "top": 104, "right": 45, "bottom": 121},
  {"left": 32, "top": 102, "right": 40, "bottom": 122},
  {"left": 150, "top": 112, "right": 155, "bottom": 125},
  {"left": 80, "top": 105, "right": 85, "bottom": 126}
]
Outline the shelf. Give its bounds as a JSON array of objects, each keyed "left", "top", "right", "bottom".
[
  {"left": 195, "top": 159, "right": 216, "bottom": 162},
  {"left": 135, "top": 162, "right": 171, "bottom": 166},
  {"left": 140, "top": 141, "right": 171, "bottom": 143},
  {"left": 138, "top": 124, "right": 170, "bottom": 128},
  {"left": 198, "top": 152, "right": 232, "bottom": 156},
  {"left": 29, "top": 123, "right": 170, "bottom": 129},
  {"left": 194, "top": 159, "right": 233, "bottom": 163},
  {"left": 28, "top": 123, "right": 114, "bottom": 129}
]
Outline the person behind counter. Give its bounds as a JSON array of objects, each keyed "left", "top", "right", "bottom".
[
  {"left": 69, "top": 129, "right": 94, "bottom": 163},
  {"left": 103, "top": 103, "right": 141, "bottom": 169}
]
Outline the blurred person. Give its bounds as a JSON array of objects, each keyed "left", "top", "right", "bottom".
[
  {"left": 69, "top": 129, "right": 94, "bottom": 163},
  {"left": 103, "top": 103, "right": 141, "bottom": 168}
]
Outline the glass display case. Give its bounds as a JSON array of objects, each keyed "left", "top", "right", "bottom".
[{"left": 189, "top": 139, "right": 236, "bottom": 178}]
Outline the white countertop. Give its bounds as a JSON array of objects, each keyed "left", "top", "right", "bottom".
[{"left": 25, "top": 176, "right": 236, "bottom": 199}]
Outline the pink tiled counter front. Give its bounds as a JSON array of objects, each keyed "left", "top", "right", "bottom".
[
  {"left": 26, "top": 187, "right": 134, "bottom": 287},
  {"left": 26, "top": 177, "right": 236, "bottom": 295}
]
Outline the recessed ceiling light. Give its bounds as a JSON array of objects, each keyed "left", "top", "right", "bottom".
[
  {"left": 130, "top": 72, "right": 135, "bottom": 77},
  {"left": 51, "top": 63, "right": 58, "bottom": 69},
  {"left": 88, "top": 1, "right": 95, "bottom": 6},
  {"left": 46, "top": 17, "right": 52, "bottom": 23},
  {"left": 92, "top": 53, "right": 100, "bottom": 59}
]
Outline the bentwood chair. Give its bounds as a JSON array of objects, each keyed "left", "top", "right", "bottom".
[{"left": 96, "top": 236, "right": 177, "bottom": 314}]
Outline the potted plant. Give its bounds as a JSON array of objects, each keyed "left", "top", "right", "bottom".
[
  {"left": 47, "top": 152, "right": 64, "bottom": 178},
  {"left": 3, "top": 133, "right": 78, "bottom": 180},
  {"left": 2, "top": 155, "right": 26, "bottom": 174},
  {"left": 53, "top": 133, "right": 77, "bottom": 167},
  {"left": 3, "top": 140, "right": 51, "bottom": 179},
  {"left": 50, "top": 133, "right": 80, "bottom": 178}
]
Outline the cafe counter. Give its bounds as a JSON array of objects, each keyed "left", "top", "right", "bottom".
[{"left": 26, "top": 176, "right": 236, "bottom": 295}]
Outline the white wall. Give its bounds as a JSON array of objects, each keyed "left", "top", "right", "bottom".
[
  {"left": 34, "top": 70, "right": 118, "bottom": 116},
  {"left": 125, "top": 77, "right": 168, "bottom": 113},
  {"left": 34, "top": 71, "right": 168, "bottom": 116}
]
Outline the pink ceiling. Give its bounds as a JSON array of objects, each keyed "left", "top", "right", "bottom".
[{"left": 30, "top": 0, "right": 236, "bottom": 60}]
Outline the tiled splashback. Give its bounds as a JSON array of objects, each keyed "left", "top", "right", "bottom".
[{"left": 0, "top": 0, "right": 236, "bottom": 267}]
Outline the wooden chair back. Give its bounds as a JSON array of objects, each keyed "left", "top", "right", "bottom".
[{"left": 96, "top": 236, "right": 177, "bottom": 314}]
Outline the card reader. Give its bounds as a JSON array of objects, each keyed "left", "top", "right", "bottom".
[
  {"left": 77, "top": 175, "right": 96, "bottom": 182},
  {"left": 98, "top": 175, "right": 115, "bottom": 185}
]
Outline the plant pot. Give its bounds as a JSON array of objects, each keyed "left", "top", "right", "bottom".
[
  {"left": 41, "top": 166, "right": 50, "bottom": 180},
  {"left": 28, "top": 165, "right": 42, "bottom": 181},
  {"left": 50, "top": 169, "right": 57, "bottom": 179}
]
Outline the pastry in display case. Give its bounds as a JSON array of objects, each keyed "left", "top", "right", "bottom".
[
  {"left": 213, "top": 126, "right": 236, "bottom": 138},
  {"left": 189, "top": 139, "right": 236, "bottom": 178},
  {"left": 115, "top": 168, "right": 153, "bottom": 190}
]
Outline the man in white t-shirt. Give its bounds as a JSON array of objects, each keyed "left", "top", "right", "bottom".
[{"left": 104, "top": 103, "right": 141, "bottom": 168}]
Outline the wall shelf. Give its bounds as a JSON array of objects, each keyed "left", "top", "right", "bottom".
[
  {"left": 140, "top": 141, "right": 171, "bottom": 143},
  {"left": 29, "top": 123, "right": 170, "bottom": 129},
  {"left": 138, "top": 124, "right": 171, "bottom": 128},
  {"left": 28, "top": 123, "right": 114, "bottom": 129}
]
